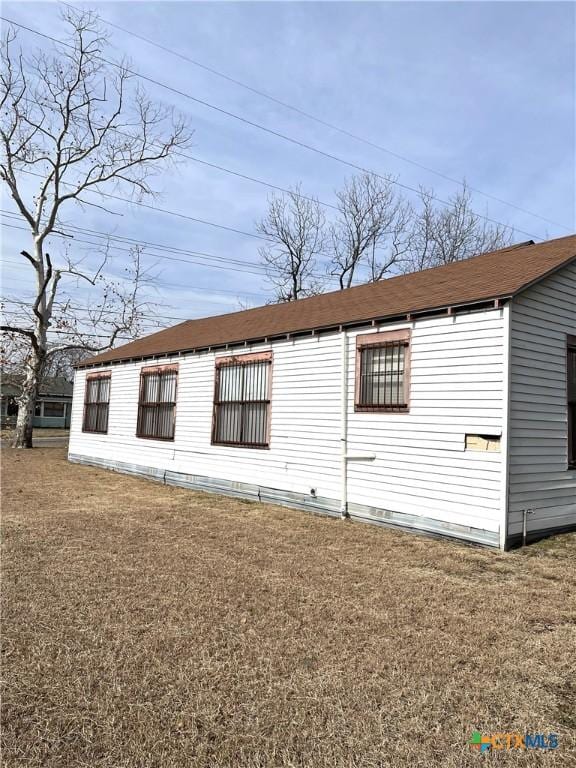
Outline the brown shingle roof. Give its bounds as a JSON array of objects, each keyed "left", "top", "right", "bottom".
[{"left": 79, "top": 234, "right": 576, "bottom": 368}]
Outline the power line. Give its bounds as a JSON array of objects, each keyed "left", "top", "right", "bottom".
[
  {"left": 2, "top": 276, "right": 257, "bottom": 314},
  {"left": 1, "top": 297, "right": 193, "bottom": 324},
  {"left": 2, "top": 313, "right": 162, "bottom": 336},
  {"left": 12, "top": 164, "right": 265, "bottom": 241},
  {"left": 61, "top": 0, "right": 570, "bottom": 232},
  {"left": 1, "top": 208, "right": 266, "bottom": 271},
  {"left": 1, "top": 209, "right": 340, "bottom": 284},
  {"left": 1, "top": 320, "right": 142, "bottom": 342},
  {"left": 2, "top": 304, "right": 175, "bottom": 335},
  {"left": 0, "top": 281, "right": 260, "bottom": 321},
  {"left": 2, "top": 305, "right": 161, "bottom": 337},
  {"left": 16, "top": 91, "right": 338, "bottom": 213},
  {"left": 1, "top": 255, "right": 267, "bottom": 300},
  {"left": 2, "top": 287, "right": 212, "bottom": 325},
  {"left": 0, "top": 224, "right": 271, "bottom": 282},
  {"left": 1, "top": 297, "right": 185, "bottom": 326},
  {"left": 1, "top": 14, "right": 545, "bottom": 242},
  {"left": 0, "top": 272, "right": 263, "bottom": 311}
]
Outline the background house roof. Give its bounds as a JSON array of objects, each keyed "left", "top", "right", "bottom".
[
  {"left": 78, "top": 234, "right": 576, "bottom": 368},
  {"left": 1, "top": 376, "right": 73, "bottom": 398}
]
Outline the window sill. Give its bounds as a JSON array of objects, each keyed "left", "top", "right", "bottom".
[
  {"left": 354, "top": 405, "right": 409, "bottom": 414},
  {"left": 82, "top": 429, "right": 108, "bottom": 434},
  {"left": 136, "top": 434, "right": 175, "bottom": 442},
  {"left": 211, "top": 441, "right": 270, "bottom": 450}
]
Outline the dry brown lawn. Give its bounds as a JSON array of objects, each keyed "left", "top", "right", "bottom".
[
  {"left": 0, "top": 428, "right": 69, "bottom": 440},
  {"left": 2, "top": 448, "right": 575, "bottom": 767}
]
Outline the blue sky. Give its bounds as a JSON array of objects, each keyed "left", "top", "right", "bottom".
[{"left": 1, "top": 1, "right": 574, "bottom": 337}]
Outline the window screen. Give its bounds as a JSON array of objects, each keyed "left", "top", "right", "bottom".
[{"left": 43, "top": 401, "right": 65, "bottom": 418}]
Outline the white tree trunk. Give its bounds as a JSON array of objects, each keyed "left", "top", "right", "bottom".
[
  {"left": 12, "top": 348, "right": 43, "bottom": 448},
  {"left": 12, "top": 241, "right": 46, "bottom": 449}
]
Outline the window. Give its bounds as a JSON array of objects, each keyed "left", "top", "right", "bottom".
[
  {"left": 568, "top": 336, "right": 576, "bottom": 469},
  {"left": 212, "top": 352, "right": 272, "bottom": 447},
  {"left": 137, "top": 365, "right": 178, "bottom": 440},
  {"left": 355, "top": 329, "right": 411, "bottom": 411},
  {"left": 43, "top": 401, "right": 65, "bottom": 418},
  {"left": 83, "top": 373, "right": 111, "bottom": 433}
]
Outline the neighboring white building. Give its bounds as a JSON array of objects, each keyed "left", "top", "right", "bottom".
[{"left": 69, "top": 236, "right": 576, "bottom": 549}]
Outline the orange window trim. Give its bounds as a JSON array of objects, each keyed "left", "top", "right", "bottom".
[
  {"left": 215, "top": 350, "right": 273, "bottom": 368},
  {"left": 86, "top": 370, "right": 112, "bottom": 381},
  {"left": 140, "top": 363, "right": 179, "bottom": 375}
]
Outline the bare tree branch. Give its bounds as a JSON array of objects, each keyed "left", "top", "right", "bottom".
[
  {"left": 0, "top": 8, "right": 192, "bottom": 447},
  {"left": 1, "top": 324, "right": 39, "bottom": 348},
  {"left": 329, "top": 173, "right": 412, "bottom": 289},
  {"left": 403, "top": 183, "right": 513, "bottom": 272},
  {"left": 257, "top": 185, "right": 326, "bottom": 302}
]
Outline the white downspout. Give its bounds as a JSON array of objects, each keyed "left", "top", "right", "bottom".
[
  {"left": 340, "top": 328, "right": 349, "bottom": 518},
  {"left": 499, "top": 302, "right": 511, "bottom": 551}
]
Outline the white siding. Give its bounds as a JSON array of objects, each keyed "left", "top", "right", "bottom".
[
  {"left": 70, "top": 334, "right": 343, "bottom": 502},
  {"left": 508, "top": 262, "right": 576, "bottom": 537},
  {"left": 345, "top": 311, "right": 505, "bottom": 535},
  {"left": 69, "top": 307, "right": 507, "bottom": 544}
]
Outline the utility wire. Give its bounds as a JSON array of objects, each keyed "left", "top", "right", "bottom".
[
  {"left": 15, "top": 91, "right": 338, "bottom": 212},
  {"left": 1, "top": 297, "right": 193, "bottom": 323},
  {"left": 1, "top": 257, "right": 267, "bottom": 299},
  {"left": 2, "top": 310, "right": 163, "bottom": 334},
  {"left": 2, "top": 297, "right": 203, "bottom": 325},
  {"left": 1, "top": 320, "right": 142, "bottom": 342},
  {"left": 1, "top": 220, "right": 269, "bottom": 278},
  {"left": 1, "top": 15, "right": 545, "bottom": 241},
  {"left": 15, "top": 168, "right": 265, "bottom": 241},
  {"left": 59, "top": 0, "right": 570, "bottom": 232},
  {"left": 1, "top": 270, "right": 263, "bottom": 308},
  {"left": 1, "top": 209, "right": 340, "bottom": 284},
  {"left": 1, "top": 208, "right": 265, "bottom": 270}
]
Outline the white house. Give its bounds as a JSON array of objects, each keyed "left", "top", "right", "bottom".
[{"left": 69, "top": 235, "right": 576, "bottom": 549}]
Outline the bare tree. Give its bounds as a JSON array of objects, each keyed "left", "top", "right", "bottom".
[
  {"left": 405, "top": 183, "right": 513, "bottom": 272},
  {"left": 1, "top": 245, "right": 159, "bottom": 429},
  {"left": 42, "top": 348, "right": 90, "bottom": 381},
  {"left": 329, "top": 173, "right": 412, "bottom": 289},
  {"left": 257, "top": 186, "right": 326, "bottom": 302},
  {"left": 0, "top": 9, "right": 192, "bottom": 447},
  {"left": 2, "top": 249, "right": 157, "bottom": 378},
  {"left": 3, "top": 329, "right": 90, "bottom": 388}
]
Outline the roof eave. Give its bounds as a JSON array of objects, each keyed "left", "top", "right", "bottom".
[
  {"left": 75, "top": 294, "right": 513, "bottom": 370},
  {"left": 509, "top": 252, "right": 576, "bottom": 299}
]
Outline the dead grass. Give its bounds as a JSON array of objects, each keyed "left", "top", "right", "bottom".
[
  {"left": 2, "top": 448, "right": 575, "bottom": 767},
  {"left": 1, "top": 427, "right": 69, "bottom": 439}
]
